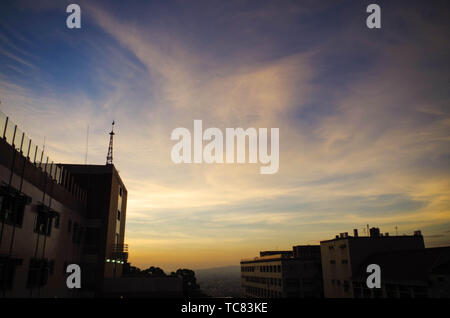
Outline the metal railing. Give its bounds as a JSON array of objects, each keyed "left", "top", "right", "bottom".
[
  {"left": 112, "top": 244, "right": 128, "bottom": 253},
  {"left": 0, "top": 110, "right": 87, "bottom": 202}
]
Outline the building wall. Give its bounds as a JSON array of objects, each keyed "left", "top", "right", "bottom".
[
  {"left": 241, "top": 260, "right": 284, "bottom": 298},
  {"left": 320, "top": 234, "right": 425, "bottom": 298},
  {"left": 1, "top": 136, "right": 129, "bottom": 298},
  {"left": 241, "top": 246, "right": 323, "bottom": 298},
  {"left": 0, "top": 140, "right": 86, "bottom": 298},
  {"left": 60, "top": 164, "right": 128, "bottom": 295}
]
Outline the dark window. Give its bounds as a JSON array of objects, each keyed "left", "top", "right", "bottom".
[
  {"left": 34, "top": 205, "right": 53, "bottom": 236},
  {"left": 0, "top": 257, "right": 22, "bottom": 290},
  {"left": 342, "top": 259, "right": 348, "bottom": 264},
  {"left": 0, "top": 187, "right": 30, "bottom": 227},
  {"left": 330, "top": 260, "right": 336, "bottom": 264},
  {"left": 54, "top": 213, "right": 60, "bottom": 229},
  {"left": 117, "top": 210, "right": 121, "bottom": 221},
  {"left": 27, "top": 258, "right": 53, "bottom": 288}
]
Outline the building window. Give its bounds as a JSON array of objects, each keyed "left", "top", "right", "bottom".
[
  {"left": 342, "top": 259, "right": 348, "bottom": 264},
  {"left": 330, "top": 260, "right": 336, "bottom": 264},
  {"left": 0, "top": 187, "right": 30, "bottom": 227},
  {"left": 26, "top": 258, "right": 54, "bottom": 288},
  {"left": 0, "top": 257, "right": 22, "bottom": 290},
  {"left": 54, "top": 213, "right": 60, "bottom": 229},
  {"left": 34, "top": 205, "right": 54, "bottom": 236},
  {"left": 117, "top": 210, "right": 121, "bottom": 221}
]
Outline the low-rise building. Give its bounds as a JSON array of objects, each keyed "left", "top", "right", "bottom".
[{"left": 241, "top": 245, "right": 323, "bottom": 298}]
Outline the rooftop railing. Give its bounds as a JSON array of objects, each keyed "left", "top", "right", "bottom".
[{"left": 0, "top": 110, "right": 87, "bottom": 202}]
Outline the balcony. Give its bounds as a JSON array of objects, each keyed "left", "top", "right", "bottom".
[{"left": 109, "top": 244, "right": 128, "bottom": 262}]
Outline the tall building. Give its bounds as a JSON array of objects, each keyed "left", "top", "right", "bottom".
[
  {"left": 240, "top": 245, "right": 323, "bottom": 298},
  {"left": 0, "top": 111, "right": 128, "bottom": 297},
  {"left": 60, "top": 164, "right": 128, "bottom": 294},
  {"left": 320, "top": 227, "right": 426, "bottom": 298}
]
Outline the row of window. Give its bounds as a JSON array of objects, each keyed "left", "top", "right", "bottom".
[
  {"left": 353, "top": 282, "right": 429, "bottom": 298},
  {"left": 243, "top": 276, "right": 282, "bottom": 287},
  {"left": 244, "top": 286, "right": 283, "bottom": 298},
  {"left": 0, "top": 257, "right": 55, "bottom": 290},
  {"left": 241, "top": 264, "right": 282, "bottom": 273},
  {"left": 0, "top": 187, "right": 85, "bottom": 246},
  {"left": 0, "top": 257, "right": 85, "bottom": 291}
]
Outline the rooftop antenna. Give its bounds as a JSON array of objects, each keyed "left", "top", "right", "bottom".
[
  {"left": 106, "top": 121, "right": 115, "bottom": 165},
  {"left": 84, "top": 125, "right": 89, "bottom": 164}
]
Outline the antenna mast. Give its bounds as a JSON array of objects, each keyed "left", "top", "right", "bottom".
[
  {"left": 106, "top": 121, "right": 115, "bottom": 165},
  {"left": 85, "top": 125, "right": 89, "bottom": 164}
]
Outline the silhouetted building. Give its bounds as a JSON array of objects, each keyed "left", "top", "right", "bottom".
[
  {"left": 0, "top": 111, "right": 128, "bottom": 297},
  {"left": 320, "top": 227, "right": 426, "bottom": 298},
  {"left": 240, "top": 245, "right": 323, "bottom": 298},
  {"left": 352, "top": 247, "right": 450, "bottom": 298},
  {"left": 60, "top": 164, "right": 128, "bottom": 296}
]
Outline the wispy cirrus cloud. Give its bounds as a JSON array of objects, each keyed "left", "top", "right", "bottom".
[{"left": 0, "top": 0, "right": 448, "bottom": 270}]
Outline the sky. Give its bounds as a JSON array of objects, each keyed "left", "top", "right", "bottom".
[{"left": 0, "top": 0, "right": 449, "bottom": 272}]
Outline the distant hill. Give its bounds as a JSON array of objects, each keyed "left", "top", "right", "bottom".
[{"left": 195, "top": 265, "right": 241, "bottom": 298}]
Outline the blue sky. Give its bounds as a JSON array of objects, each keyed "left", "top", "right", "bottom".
[{"left": 0, "top": 0, "right": 449, "bottom": 270}]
